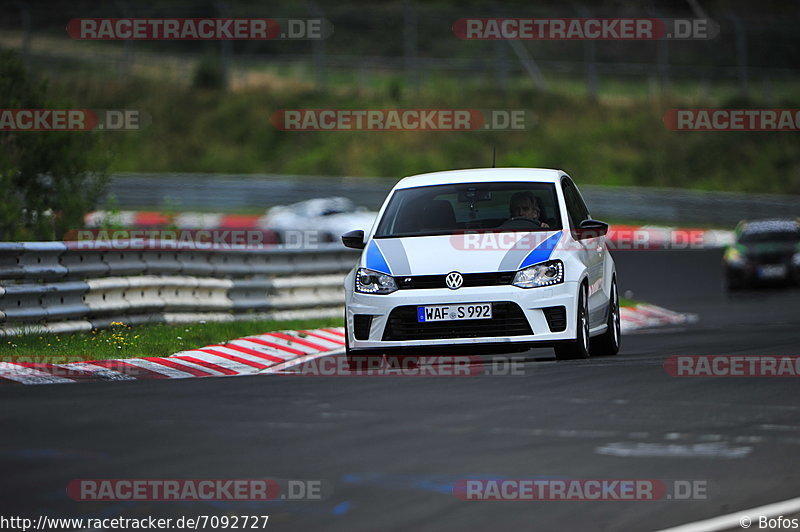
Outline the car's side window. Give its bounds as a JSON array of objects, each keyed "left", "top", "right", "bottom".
[
  {"left": 571, "top": 182, "right": 591, "bottom": 221},
  {"left": 561, "top": 178, "right": 589, "bottom": 229}
]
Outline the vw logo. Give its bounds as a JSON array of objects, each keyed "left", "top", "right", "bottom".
[{"left": 445, "top": 271, "right": 464, "bottom": 290}]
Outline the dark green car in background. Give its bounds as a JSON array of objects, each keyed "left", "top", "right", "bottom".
[{"left": 723, "top": 219, "right": 800, "bottom": 290}]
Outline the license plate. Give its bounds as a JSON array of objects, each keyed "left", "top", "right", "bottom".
[
  {"left": 417, "top": 303, "right": 492, "bottom": 322},
  {"left": 757, "top": 265, "right": 787, "bottom": 279}
]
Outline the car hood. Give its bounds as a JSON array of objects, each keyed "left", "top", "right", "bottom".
[{"left": 362, "top": 230, "right": 563, "bottom": 276}]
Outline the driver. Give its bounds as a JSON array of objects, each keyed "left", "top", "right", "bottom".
[{"left": 509, "top": 191, "right": 550, "bottom": 228}]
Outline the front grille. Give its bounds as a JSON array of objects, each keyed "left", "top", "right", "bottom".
[
  {"left": 353, "top": 315, "right": 373, "bottom": 340},
  {"left": 543, "top": 306, "right": 567, "bottom": 332},
  {"left": 752, "top": 253, "right": 792, "bottom": 265},
  {"left": 382, "top": 302, "right": 532, "bottom": 341},
  {"left": 395, "top": 272, "right": 514, "bottom": 290}
]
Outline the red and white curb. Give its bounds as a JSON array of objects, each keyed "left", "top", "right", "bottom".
[
  {"left": 620, "top": 303, "right": 698, "bottom": 332},
  {"left": 0, "top": 307, "right": 694, "bottom": 385},
  {"left": 0, "top": 328, "right": 345, "bottom": 385}
]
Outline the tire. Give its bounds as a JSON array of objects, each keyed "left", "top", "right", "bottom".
[
  {"left": 725, "top": 274, "right": 747, "bottom": 291},
  {"left": 590, "top": 278, "right": 620, "bottom": 356},
  {"left": 554, "top": 285, "right": 590, "bottom": 360},
  {"left": 724, "top": 266, "right": 751, "bottom": 291}
]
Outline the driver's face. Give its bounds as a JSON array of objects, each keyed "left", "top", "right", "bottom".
[{"left": 510, "top": 199, "right": 538, "bottom": 219}]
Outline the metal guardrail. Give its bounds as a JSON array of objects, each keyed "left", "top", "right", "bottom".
[{"left": 0, "top": 242, "right": 359, "bottom": 335}]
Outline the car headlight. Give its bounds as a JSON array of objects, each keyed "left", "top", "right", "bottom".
[
  {"left": 512, "top": 260, "right": 564, "bottom": 288},
  {"left": 792, "top": 252, "right": 800, "bottom": 267},
  {"left": 725, "top": 247, "right": 747, "bottom": 267},
  {"left": 355, "top": 268, "right": 398, "bottom": 294}
]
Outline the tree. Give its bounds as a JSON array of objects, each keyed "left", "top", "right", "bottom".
[{"left": 0, "top": 50, "right": 109, "bottom": 241}]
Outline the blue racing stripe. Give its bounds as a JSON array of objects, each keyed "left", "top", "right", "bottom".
[
  {"left": 518, "top": 232, "right": 562, "bottom": 269},
  {"left": 365, "top": 241, "right": 392, "bottom": 275}
]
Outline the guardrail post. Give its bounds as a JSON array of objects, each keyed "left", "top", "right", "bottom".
[
  {"left": 215, "top": 1, "right": 232, "bottom": 90},
  {"left": 726, "top": 12, "right": 749, "bottom": 99},
  {"left": 115, "top": 0, "right": 134, "bottom": 78},
  {"left": 404, "top": 1, "right": 419, "bottom": 90},
  {"left": 308, "top": 1, "right": 327, "bottom": 89}
]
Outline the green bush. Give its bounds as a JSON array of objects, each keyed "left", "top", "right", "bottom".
[{"left": 0, "top": 50, "right": 108, "bottom": 241}]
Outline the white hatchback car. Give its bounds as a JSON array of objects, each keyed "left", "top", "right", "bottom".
[{"left": 341, "top": 168, "right": 619, "bottom": 365}]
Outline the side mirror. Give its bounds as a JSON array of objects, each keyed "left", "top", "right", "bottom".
[
  {"left": 341, "top": 229, "right": 366, "bottom": 249},
  {"left": 574, "top": 219, "right": 609, "bottom": 240}
]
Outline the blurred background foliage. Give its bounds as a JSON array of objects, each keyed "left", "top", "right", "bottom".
[
  {"left": 0, "top": 50, "right": 108, "bottom": 240},
  {"left": 0, "top": 0, "right": 798, "bottom": 217}
]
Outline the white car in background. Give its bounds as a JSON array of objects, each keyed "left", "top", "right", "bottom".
[
  {"left": 265, "top": 197, "right": 377, "bottom": 243},
  {"left": 341, "top": 168, "right": 620, "bottom": 365}
]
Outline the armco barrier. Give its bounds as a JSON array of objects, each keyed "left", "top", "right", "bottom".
[{"left": 0, "top": 241, "right": 359, "bottom": 336}]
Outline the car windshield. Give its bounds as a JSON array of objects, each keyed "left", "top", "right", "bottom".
[
  {"left": 374, "top": 182, "right": 562, "bottom": 238},
  {"left": 739, "top": 230, "right": 800, "bottom": 244}
]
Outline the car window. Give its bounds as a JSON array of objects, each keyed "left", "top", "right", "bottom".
[
  {"left": 374, "top": 181, "right": 562, "bottom": 238},
  {"left": 561, "top": 178, "right": 590, "bottom": 229},
  {"left": 572, "top": 182, "right": 591, "bottom": 220},
  {"left": 739, "top": 230, "right": 800, "bottom": 244}
]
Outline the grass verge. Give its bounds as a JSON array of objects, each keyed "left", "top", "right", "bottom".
[{"left": 0, "top": 317, "right": 343, "bottom": 363}]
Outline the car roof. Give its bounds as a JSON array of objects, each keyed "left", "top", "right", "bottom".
[
  {"left": 394, "top": 168, "right": 565, "bottom": 189},
  {"left": 738, "top": 218, "right": 800, "bottom": 234}
]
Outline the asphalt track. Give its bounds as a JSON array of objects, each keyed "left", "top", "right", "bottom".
[{"left": 1, "top": 249, "right": 799, "bottom": 531}]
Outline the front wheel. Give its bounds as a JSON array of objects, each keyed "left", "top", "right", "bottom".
[
  {"left": 554, "top": 285, "right": 590, "bottom": 360},
  {"left": 724, "top": 271, "right": 747, "bottom": 291},
  {"left": 590, "top": 278, "right": 620, "bottom": 356}
]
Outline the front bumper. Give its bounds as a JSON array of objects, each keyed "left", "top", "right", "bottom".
[
  {"left": 346, "top": 281, "right": 580, "bottom": 350},
  {"left": 726, "top": 260, "right": 800, "bottom": 285}
]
